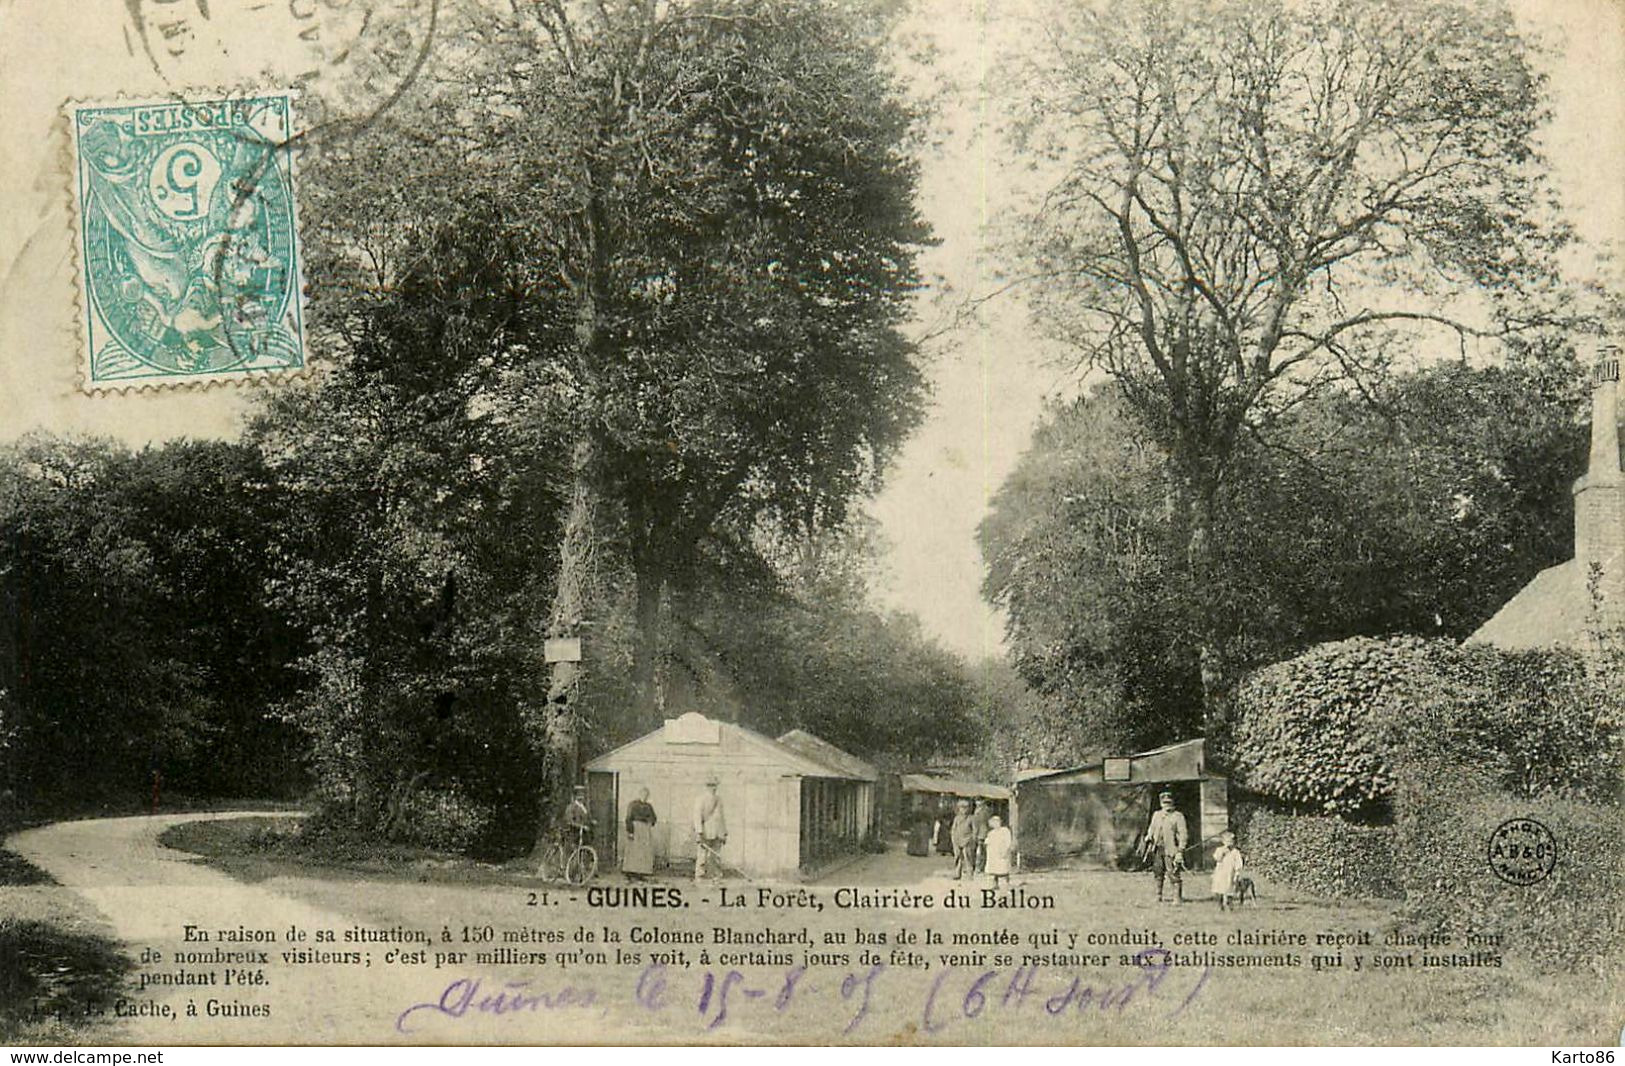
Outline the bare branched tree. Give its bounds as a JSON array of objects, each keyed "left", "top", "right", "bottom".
[{"left": 1009, "top": 0, "right": 1570, "bottom": 713}]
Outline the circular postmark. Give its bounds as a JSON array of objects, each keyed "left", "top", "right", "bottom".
[
  {"left": 65, "top": 0, "right": 442, "bottom": 390},
  {"left": 123, "top": 0, "right": 440, "bottom": 135},
  {"left": 1486, "top": 817, "right": 1557, "bottom": 886},
  {"left": 115, "top": 0, "right": 442, "bottom": 377}
]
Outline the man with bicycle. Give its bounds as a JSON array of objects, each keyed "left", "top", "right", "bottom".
[
  {"left": 536, "top": 784, "right": 599, "bottom": 884},
  {"left": 564, "top": 784, "right": 593, "bottom": 849}
]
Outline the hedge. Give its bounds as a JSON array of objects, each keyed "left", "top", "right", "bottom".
[
  {"left": 1224, "top": 635, "right": 1625, "bottom": 974},
  {"left": 1229, "top": 636, "right": 1435, "bottom": 818},
  {"left": 1230, "top": 636, "right": 1622, "bottom": 819},
  {"left": 1392, "top": 780, "right": 1622, "bottom": 975},
  {"left": 1239, "top": 807, "right": 1402, "bottom": 900}
]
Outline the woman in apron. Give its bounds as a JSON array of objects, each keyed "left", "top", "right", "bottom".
[{"left": 623, "top": 787, "right": 657, "bottom": 879}]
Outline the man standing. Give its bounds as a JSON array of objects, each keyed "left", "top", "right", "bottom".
[
  {"left": 564, "top": 784, "right": 593, "bottom": 847},
  {"left": 950, "top": 799, "right": 975, "bottom": 879},
  {"left": 1143, "top": 789, "right": 1188, "bottom": 903},
  {"left": 692, "top": 775, "right": 728, "bottom": 881},
  {"left": 970, "top": 798, "right": 992, "bottom": 875}
]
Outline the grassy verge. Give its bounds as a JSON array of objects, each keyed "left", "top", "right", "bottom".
[
  {"left": 0, "top": 848, "right": 55, "bottom": 886},
  {"left": 0, "top": 851, "right": 133, "bottom": 1044},
  {"left": 158, "top": 814, "right": 539, "bottom": 887},
  {"left": 0, "top": 794, "right": 305, "bottom": 848},
  {"left": 0, "top": 800, "right": 299, "bottom": 1045}
]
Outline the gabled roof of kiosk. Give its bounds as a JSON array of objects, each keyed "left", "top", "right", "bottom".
[
  {"left": 586, "top": 712, "right": 872, "bottom": 781},
  {"left": 776, "top": 729, "right": 878, "bottom": 782},
  {"left": 1016, "top": 736, "right": 1214, "bottom": 786},
  {"left": 898, "top": 774, "right": 1011, "bottom": 799}
]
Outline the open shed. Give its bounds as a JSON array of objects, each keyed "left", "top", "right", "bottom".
[
  {"left": 584, "top": 713, "right": 876, "bottom": 879},
  {"left": 895, "top": 774, "right": 1012, "bottom": 848},
  {"left": 1012, "top": 738, "right": 1229, "bottom": 870},
  {"left": 776, "top": 729, "right": 880, "bottom": 863}
]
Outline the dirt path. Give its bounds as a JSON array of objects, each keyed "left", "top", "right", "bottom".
[{"left": 7, "top": 812, "right": 432, "bottom": 1044}]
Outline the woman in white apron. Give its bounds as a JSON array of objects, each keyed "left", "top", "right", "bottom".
[{"left": 623, "top": 787, "right": 657, "bottom": 879}]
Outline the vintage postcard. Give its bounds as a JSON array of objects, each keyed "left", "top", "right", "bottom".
[{"left": 1, "top": 0, "right": 1621, "bottom": 1049}]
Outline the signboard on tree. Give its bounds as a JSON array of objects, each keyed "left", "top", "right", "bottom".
[{"left": 544, "top": 637, "right": 582, "bottom": 664}]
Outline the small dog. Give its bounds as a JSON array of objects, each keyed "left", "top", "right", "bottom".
[{"left": 1232, "top": 872, "right": 1258, "bottom": 905}]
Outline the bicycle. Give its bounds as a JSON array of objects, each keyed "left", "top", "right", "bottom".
[{"left": 538, "top": 828, "right": 598, "bottom": 886}]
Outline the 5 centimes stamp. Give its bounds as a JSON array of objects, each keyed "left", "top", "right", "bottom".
[
  {"left": 1487, "top": 818, "right": 1558, "bottom": 886},
  {"left": 66, "top": 92, "right": 305, "bottom": 390}
]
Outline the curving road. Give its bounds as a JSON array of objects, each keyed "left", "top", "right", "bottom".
[{"left": 7, "top": 812, "right": 433, "bottom": 1044}]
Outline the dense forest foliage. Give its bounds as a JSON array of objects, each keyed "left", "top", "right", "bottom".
[{"left": 981, "top": 358, "right": 1589, "bottom": 757}]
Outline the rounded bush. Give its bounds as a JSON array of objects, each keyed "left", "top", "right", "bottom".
[
  {"left": 1230, "top": 636, "right": 1438, "bottom": 818},
  {"left": 396, "top": 788, "right": 494, "bottom": 852}
]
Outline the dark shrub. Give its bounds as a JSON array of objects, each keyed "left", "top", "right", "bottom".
[
  {"left": 1240, "top": 807, "right": 1402, "bottom": 899},
  {"left": 395, "top": 788, "right": 494, "bottom": 853}
]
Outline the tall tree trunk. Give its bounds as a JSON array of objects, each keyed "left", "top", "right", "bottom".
[
  {"left": 1170, "top": 447, "right": 1226, "bottom": 735},
  {"left": 534, "top": 119, "right": 611, "bottom": 847},
  {"left": 630, "top": 548, "right": 665, "bottom": 728},
  {"left": 535, "top": 438, "right": 597, "bottom": 850}
]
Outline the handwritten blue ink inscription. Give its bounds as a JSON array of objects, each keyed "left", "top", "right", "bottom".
[
  {"left": 397, "top": 950, "right": 1212, "bottom": 1039},
  {"left": 396, "top": 977, "right": 598, "bottom": 1034}
]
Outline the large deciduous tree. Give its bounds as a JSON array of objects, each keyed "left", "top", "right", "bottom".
[
  {"left": 981, "top": 359, "right": 1586, "bottom": 752},
  {"left": 276, "top": 0, "right": 933, "bottom": 839},
  {"left": 472, "top": 0, "right": 932, "bottom": 815},
  {"left": 1008, "top": 0, "right": 1566, "bottom": 714}
]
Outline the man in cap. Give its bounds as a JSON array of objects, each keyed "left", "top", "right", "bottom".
[
  {"left": 1143, "top": 789, "right": 1188, "bottom": 903},
  {"left": 563, "top": 784, "right": 593, "bottom": 849},
  {"left": 970, "top": 798, "right": 992, "bottom": 874},
  {"left": 949, "top": 798, "right": 976, "bottom": 879},
  {"left": 692, "top": 774, "right": 728, "bottom": 880}
]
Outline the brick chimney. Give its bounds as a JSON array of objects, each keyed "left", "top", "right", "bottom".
[{"left": 1573, "top": 344, "right": 1625, "bottom": 614}]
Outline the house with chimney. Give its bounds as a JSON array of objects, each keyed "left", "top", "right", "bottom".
[{"left": 1472, "top": 347, "right": 1625, "bottom": 650}]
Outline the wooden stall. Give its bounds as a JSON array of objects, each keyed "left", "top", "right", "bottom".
[
  {"left": 1012, "top": 738, "right": 1229, "bottom": 870},
  {"left": 584, "top": 712, "right": 875, "bottom": 880},
  {"left": 776, "top": 729, "right": 878, "bottom": 864}
]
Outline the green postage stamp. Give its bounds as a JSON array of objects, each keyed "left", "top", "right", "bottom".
[{"left": 67, "top": 93, "right": 305, "bottom": 390}]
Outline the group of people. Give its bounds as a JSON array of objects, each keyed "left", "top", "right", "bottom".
[
  {"left": 566, "top": 780, "right": 1248, "bottom": 907},
  {"left": 557, "top": 775, "right": 730, "bottom": 882},
  {"left": 928, "top": 797, "right": 1014, "bottom": 887},
  {"left": 1141, "top": 789, "right": 1247, "bottom": 908}
]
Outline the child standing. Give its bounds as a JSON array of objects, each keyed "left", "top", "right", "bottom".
[
  {"left": 1211, "top": 830, "right": 1245, "bottom": 909},
  {"left": 983, "top": 815, "right": 1014, "bottom": 888}
]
